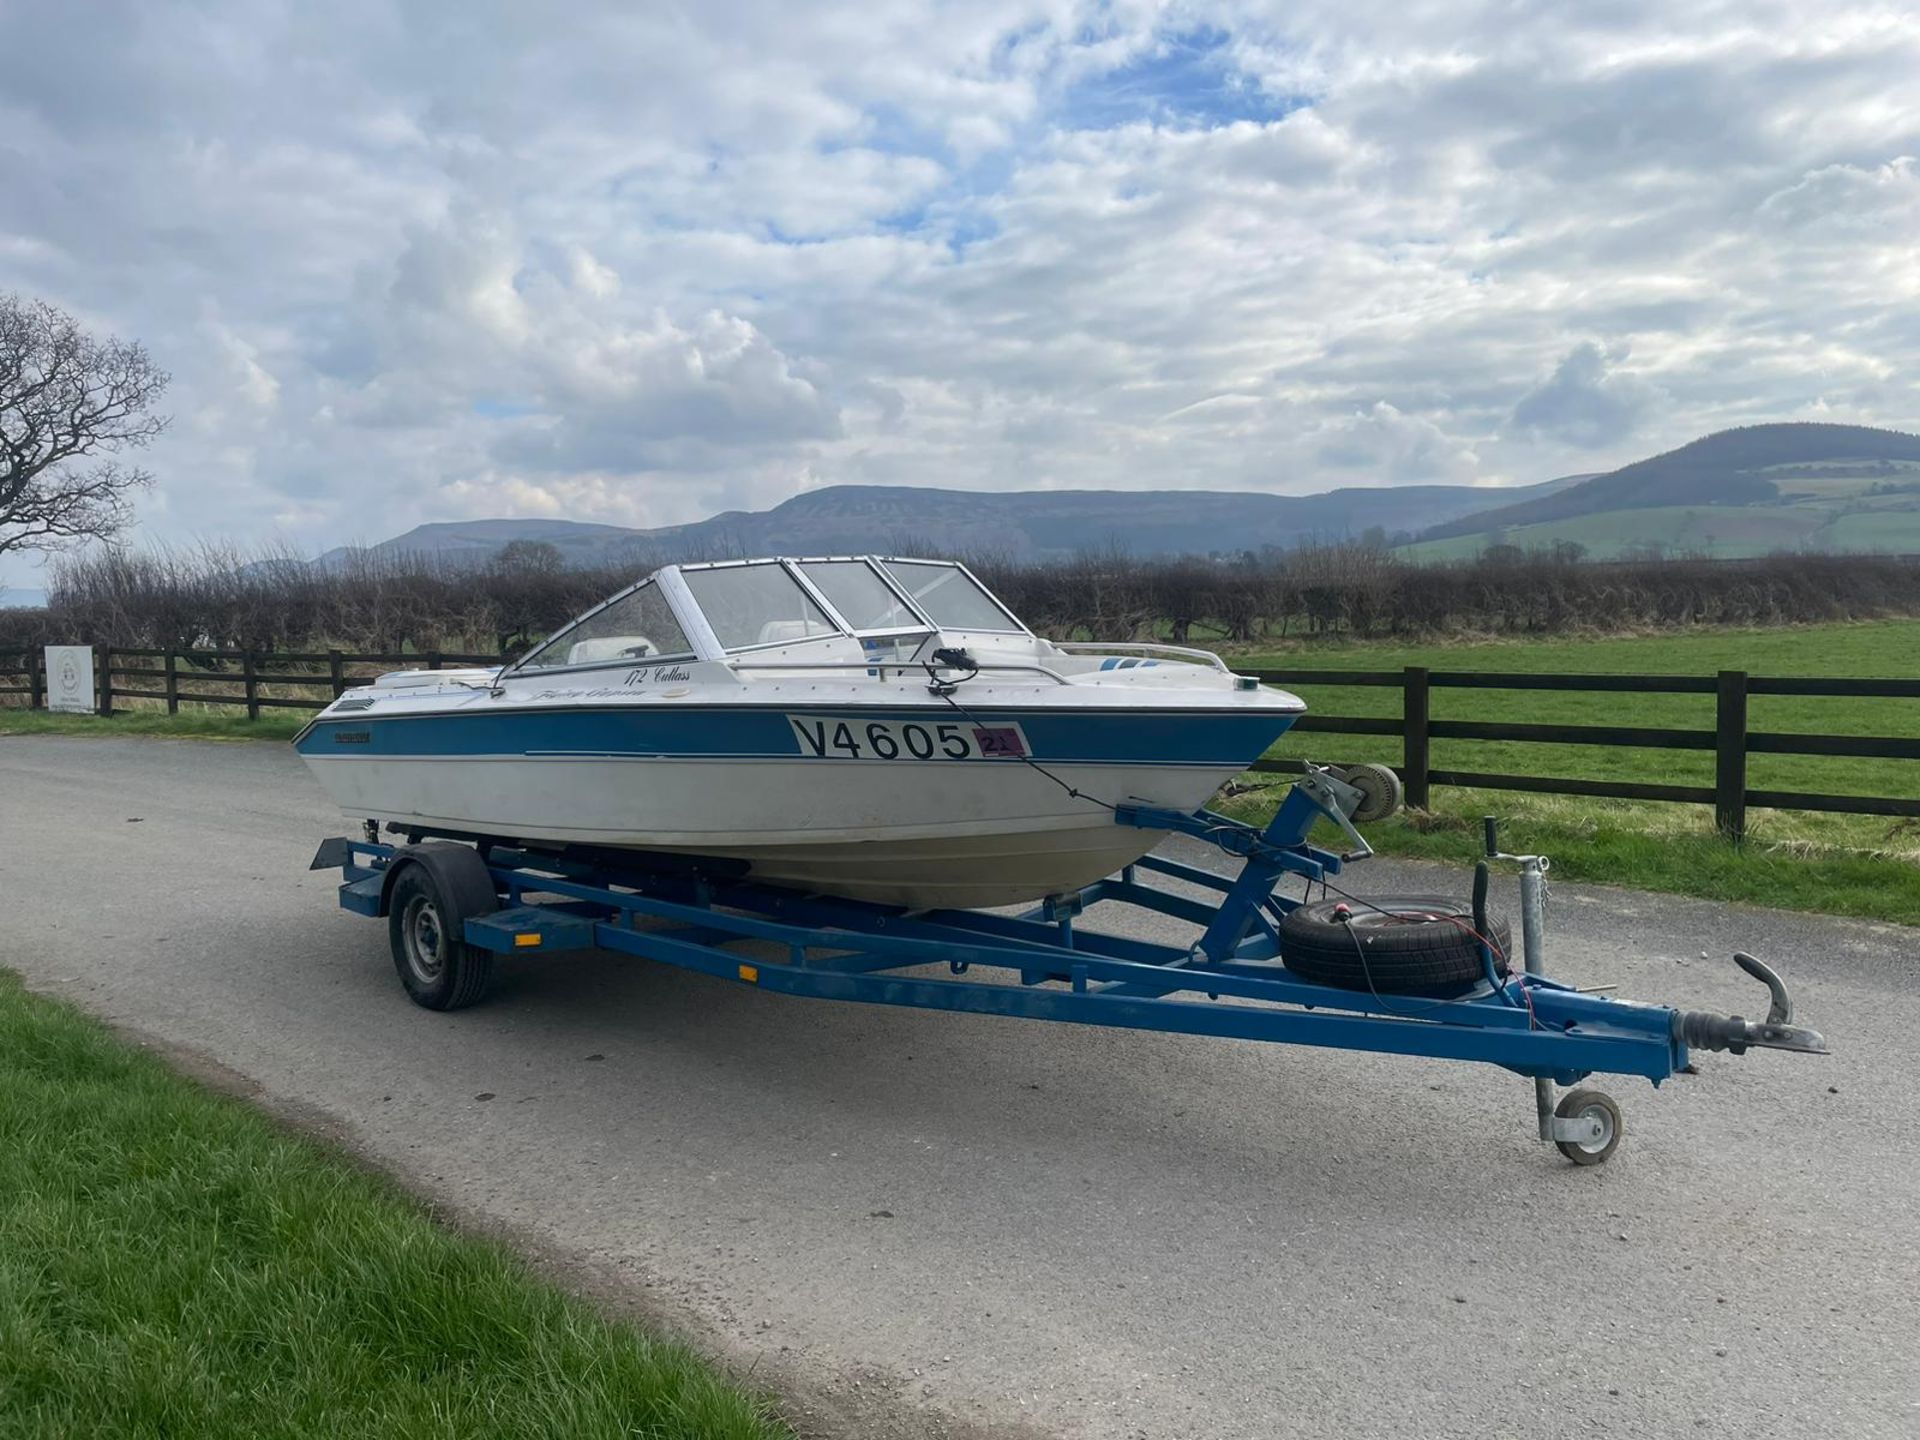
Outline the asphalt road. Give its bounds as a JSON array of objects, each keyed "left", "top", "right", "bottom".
[{"left": 3, "top": 736, "right": 1916, "bottom": 1439}]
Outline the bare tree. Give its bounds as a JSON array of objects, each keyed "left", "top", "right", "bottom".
[{"left": 1, "top": 294, "right": 170, "bottom": 560}]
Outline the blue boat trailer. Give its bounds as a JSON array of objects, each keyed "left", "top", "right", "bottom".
[{"left": 313, "top": 766, "right": 1826, "bottom": 1165}]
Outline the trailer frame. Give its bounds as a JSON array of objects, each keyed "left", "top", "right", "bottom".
[{"left": 313, "top": 766, "right": 1826, "bottom": 1164}]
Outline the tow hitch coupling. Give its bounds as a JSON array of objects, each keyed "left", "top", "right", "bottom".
[{"left": 1673, "top": 951, "right": 1830, "bottom": 1056}]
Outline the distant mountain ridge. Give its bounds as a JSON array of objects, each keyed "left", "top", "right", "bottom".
[
  {"left": 315, "top": 422, "right": 1920, "bottom": 571},
  {"left": 316, "top": 518, "right": 647, "bottom": 570},
  {"left": 1421, "top": 423, "right": 1920, "bottom": 543},
  {"left": 318, "top": 475, "right": 1582, "bottom": 569}
]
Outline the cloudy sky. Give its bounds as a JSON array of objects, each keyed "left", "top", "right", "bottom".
[{"left": 2, "top": 0, "right": 1917, "bottom": 571}]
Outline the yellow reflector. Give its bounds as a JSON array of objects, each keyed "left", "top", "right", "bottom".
[
  {"left": 514, "top": 933, "right": 541, "bottom": 948},
  {"left": 738, "top": 964, "right": 759, "bottom": 983}
]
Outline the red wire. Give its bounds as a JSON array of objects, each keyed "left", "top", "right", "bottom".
[{"left": 1319, "top": 882, "right": 1536, "bottom": 1029}]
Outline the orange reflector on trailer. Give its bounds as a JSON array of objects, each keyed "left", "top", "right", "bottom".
[
  {"left": 738, "top": 964, "right": 759, "bottom": 983},
  {"left": 515, "top": 933, "right": 541, "bottom": 948}
]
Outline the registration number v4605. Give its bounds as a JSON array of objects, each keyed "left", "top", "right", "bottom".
[{"left": 787, "top": 715, "right": 1031, "bottom": 761}]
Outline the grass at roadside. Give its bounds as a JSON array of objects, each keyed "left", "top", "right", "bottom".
[
  {"left": 0, "top": 969, "right": 790, "bottom": 1440},
  {"left": 1216, "top": 784, "right": 1920, "bottom": 926},
  {"left": 0, "top": 707, "right": 311, "bottom": 740}
]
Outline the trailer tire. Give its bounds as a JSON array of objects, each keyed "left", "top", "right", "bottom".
[
  {"left": 387, "top": 857, "right": 497, "bottom": 1011},
  {"left": 1279, "top": 895, "right": 1508, "bottom": 995}
]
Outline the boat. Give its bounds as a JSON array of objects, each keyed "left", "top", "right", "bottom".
[{"left": 293, "top": 556, "right": 1306, "bottom": 907}]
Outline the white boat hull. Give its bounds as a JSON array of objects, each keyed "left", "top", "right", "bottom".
[
  {"left": 294, "top": 567, "right": 1304, "bottom": 909},
  {"left": 300, "top": 751, "right": 1244, "bottom": 907}
]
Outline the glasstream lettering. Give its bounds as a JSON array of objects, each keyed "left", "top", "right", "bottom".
[{"left": 786, "top": 715, "right": 1031, "bottom": 761}]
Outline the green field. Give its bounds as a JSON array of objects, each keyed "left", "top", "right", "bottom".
[
  {"left": 0, "top": 970, "right": 788, "bottom": 1440},
  {"left": 1397, "top": 504, "right": 1832, "bottom": 562},
  {"left": 1397, "top": 463, "right": 1920, "bottom": 561},
  {"left": 1821, "top": 509, "right": 1920, "bottom": 552},
  {"left": 1235, "top": 620, "right": 1920, "bottom": 923}
]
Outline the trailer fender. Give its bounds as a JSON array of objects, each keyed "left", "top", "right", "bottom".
[{"left": 380, "top": 842, "right": 500, "bottom": 922}]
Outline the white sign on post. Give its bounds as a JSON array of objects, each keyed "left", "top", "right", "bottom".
[{"left": 45, "top": 645, "right": 95, "bottom": 714}]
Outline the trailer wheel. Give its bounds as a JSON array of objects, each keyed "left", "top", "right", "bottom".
[
  {"left": 1279, "top": 896, "right": 1507, "bottom": 994},
  {"left": 388, "top": 863, "right": 495, "bottom": 1011},
  {"left": 1553, "top": 1088, "right": 1623, "bottom": 1166}
]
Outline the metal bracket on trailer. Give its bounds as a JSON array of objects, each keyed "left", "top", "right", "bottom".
[{"left": 315, "top": 770, "right": 1827, "bottom": 1165}]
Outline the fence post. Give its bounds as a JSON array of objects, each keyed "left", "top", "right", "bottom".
[
  {"left": 1715, "top": 670, "right": 1749, "bottom": 842},
  {"left": 244, "top": 650, "right": 260, "bottom": 721},
  {"left": 165, "top": 649, "right": 179, "bottom": 714},
  {"left": 329, "top": 649, "right": 345, "bottom": 698},
  {"left": 1402, "top": 666, "right": 1431, "bottom": 810},
  {"left": 426, "top": 651, "right": 443, "bottom": 671},
  {"left": 29, "top": 649, "right": 43, "bottom": 710},
  {"left": 97, "top": 645, "right": 113, "bottom": 716}
]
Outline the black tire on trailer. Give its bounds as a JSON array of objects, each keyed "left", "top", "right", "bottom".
[
  {"left": 386, "top": 850, "right": 498, "bottom": 1011},
  {"left": 1279, "top": 895, "right": 1509, "bottom": 995}
]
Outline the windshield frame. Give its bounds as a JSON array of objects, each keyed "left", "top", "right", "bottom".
[
  {"left": 501, "top": 554, "right": 1029, "bottom": 677},
  {"left": 673, "top": 557, "right": 858, "bottom": 656},
  {"left": 877, "top": 557, "right": 1028, "bottom": 635},
  {"left": 506, "top": 576, "right": 701, "bottom": 677},
  {"left": 791, "top": 557, "right": 938, "bottom": 641}
]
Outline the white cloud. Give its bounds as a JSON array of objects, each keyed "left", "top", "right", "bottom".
[
  {"left": 1, "top": 0, "right": 1917, "bottom": 555},
  {"left": 1758, "top": 156, "right": 1920, "bottom": 236},
  {"left": 1511, "top": 343, "right": 1661, "bottom": 449},
  {"left": 1316, "top": 402, "right": 1481, "bottom": 484}
]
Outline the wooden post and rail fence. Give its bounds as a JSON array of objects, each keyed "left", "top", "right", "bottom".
[
  {"left": 1240, "top": 665, "right": 1920, "bottom": 842},
  {"left": 0, "top": 647, "right": 496, "bottom": 722},
  {"left": 1, "top": 648, "right": 1915, "bottom": 843}
]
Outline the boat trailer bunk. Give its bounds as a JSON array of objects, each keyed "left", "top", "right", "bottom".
[{"left": 312, "top": 765, "right": 1827, "bottom": 1165}]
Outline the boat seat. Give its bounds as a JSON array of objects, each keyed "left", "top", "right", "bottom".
[
  {"left": 567, "top": 635, "right": 657, "bottom": 664},
  {"left": 756, "top": 620, "right": 833, "bottom": 645}
]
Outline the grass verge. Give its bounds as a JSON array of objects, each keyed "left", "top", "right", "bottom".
[
  {"left": 0, "top": 707, "right": 311, "bottom": 741},
  {"left": 1216, "top": 784, "right": 1920, "bottom": 927},
  {"left": 0, "top": 969, "right": 790, "bottom": 1440}
]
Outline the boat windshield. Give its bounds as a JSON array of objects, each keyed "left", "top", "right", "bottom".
[
  {"left": 880, "top": 560, "right": 1021, "bottom": 632},
  {"left": 798, "top": 560, "right": 927, "bottom": 634},
  {"left": 516, "top": 580, "right": 694, "bottom": 669},
  {"left": 682, "top": 562, "right": 838, "bottom": 651}
]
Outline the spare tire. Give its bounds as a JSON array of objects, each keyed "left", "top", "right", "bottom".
[{"left": 1279, "top": 895, "right": 1509, "bottom": 995}]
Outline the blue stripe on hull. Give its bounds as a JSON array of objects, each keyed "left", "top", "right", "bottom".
[{"left": 296, "top": 706, "right": 1297, "bottom": 768}]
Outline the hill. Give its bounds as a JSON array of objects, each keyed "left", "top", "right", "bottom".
[
  {"left": 1402, "top": 504, "right": 1920, "bottom": 563},
  {"left": 1416, "top": 422, "right": 1920, "bottom": 555},
  {"left": 315, "top": 518, "right": 651, "bottom": 571},
  {"left": 318, "top": 475, "right": 1582, "bottom": 568}
]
